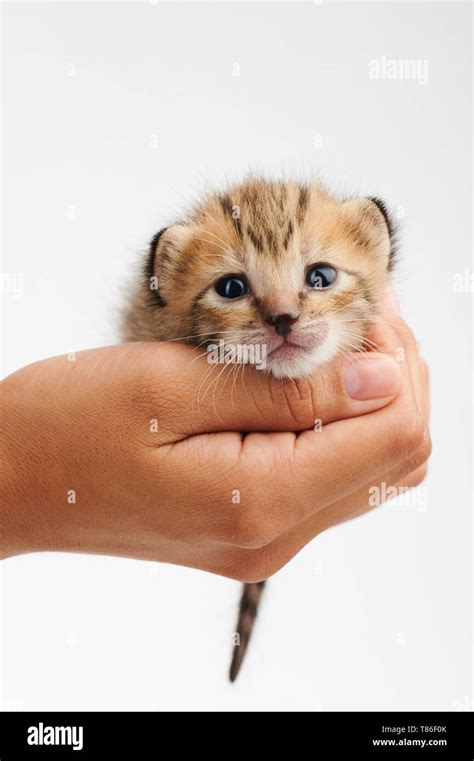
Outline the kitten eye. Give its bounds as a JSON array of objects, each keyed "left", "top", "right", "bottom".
[
  {"left": 306, "top": 264, "right": 337, "bottom": 289},
  {"left": 214, "top": 275, "right": 249, "bottom": 300}
]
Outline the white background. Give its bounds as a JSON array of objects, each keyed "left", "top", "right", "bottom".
[{"left": 1, "top": 1, "right": 472, "bottom": 711}]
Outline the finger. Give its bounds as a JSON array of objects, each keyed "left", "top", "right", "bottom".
[
  {"left": 366, "top": 307, "right": 430, "bottom": 447},
  {"left": 380, "top": 316, "right": 430, "bottom": 461},
  {"left": 226, "top": 461, "right": 431, "bottom": 583},
  {"left": 374, "top": 292, "right": 427, "bottom": 417},
  {"left": 144, "top": 337, "right": 401, "bottom": 441},
  {"left": 330, "top": 462, "right": 429, "bottom": 527}
]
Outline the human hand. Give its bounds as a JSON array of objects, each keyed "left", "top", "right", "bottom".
[{"left": 0, "top": 303, "right": 430, "bottom": 580}]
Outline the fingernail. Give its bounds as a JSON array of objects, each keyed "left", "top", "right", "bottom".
[{"left": 344, "top": 356, "right": 400, "bottom": 400}]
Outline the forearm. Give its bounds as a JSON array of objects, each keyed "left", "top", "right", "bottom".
[
  {"left": 0, "top": 374, "right": 38, "bottom": 558},
  {"left": 0, "top": 359, "right": 96, "bottom": 559}
]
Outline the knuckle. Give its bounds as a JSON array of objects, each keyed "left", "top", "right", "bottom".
[
  {"left": 410, "top": 463, "right": 429, "bottom": 486},
  {"left": 404, "top": 412, "right": 426, "bottom": 453},
  {"left": 228, "top": 551, "right": 268, "bottom": 584},
  {"left": 419, "top": 427, "right": 432, "bottom": 462},
  {"left": 406, "top": 428, "right": 432, "bottom": 472},
  {"left": 391, "top": 411, "right": 426, "bottom": 459},
  {"left": 228, "top": 549, "right": 279, "bottom": 583},
  {"left": 279, "top": 376, "right": 321, "bottom": 428},
  {"left": 231, "top": 507, "right": 276, "bottom": 550},
  {"left": 228, "top": 471, "right": 291, "bottom": 549}
]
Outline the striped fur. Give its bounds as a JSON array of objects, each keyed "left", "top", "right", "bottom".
[{"left": 229, "top": 582, "right": 266, "bottom": 682}]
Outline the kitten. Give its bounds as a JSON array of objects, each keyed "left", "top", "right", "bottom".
[{"left": 123, "top": 177, "right": 395, "bottom": 681}]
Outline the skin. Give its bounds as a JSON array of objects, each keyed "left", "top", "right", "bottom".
[{"left": 0, "top": 301, "right": 430, "bottom": 581}]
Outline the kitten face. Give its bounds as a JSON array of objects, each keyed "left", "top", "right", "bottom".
[{"left": 125, "top": 180, "right": 394, "bottom": 379}]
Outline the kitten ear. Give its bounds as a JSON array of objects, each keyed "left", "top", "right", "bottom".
[
  {"left": 146, "top": 227, "right": 169, "bottom": 307},
  {"left": 146, "top": 224, "right": 191, "bottom": 306},
  {"left": 343, "top": 196, "right": 396, "bottom": 269}
]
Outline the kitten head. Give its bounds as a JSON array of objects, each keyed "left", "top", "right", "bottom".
[{"left": 125, "top": 179, "right": 395, "bottom": 379}]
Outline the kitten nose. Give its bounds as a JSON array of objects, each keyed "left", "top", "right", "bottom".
[{"left": 265, "top": 311, "right": 300, "bottom": 336}]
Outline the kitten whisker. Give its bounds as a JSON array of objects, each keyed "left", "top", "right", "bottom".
[
  {"left": 188, "top": 334, "right": 246, "bottom": 368},
  {"left": 338, "top": 316, "right": 413, "bottom": 334},
  {"left": 209, "top": 360, "right": 237, "bottom": 420},
  {"left": 335, "top": 328, "right": 386, "bottom": 354},
  {"left": 194, "top": 361, "right": 222, "bottom": 414},
  {"left": 157, "top": 329, "right": 250, "bottom": 346},
  {"left": 194, "top": 332, "right": 250, "bottom": 409}
]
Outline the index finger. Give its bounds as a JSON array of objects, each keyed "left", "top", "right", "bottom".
[{"left": 149, "top": 338, "right": 401, "bottom": 442}]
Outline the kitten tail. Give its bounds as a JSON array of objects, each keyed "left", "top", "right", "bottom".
[{"left": 229, "top": 581, "right": 266, "bottom": 682}]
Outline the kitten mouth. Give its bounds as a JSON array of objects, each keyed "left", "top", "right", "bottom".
[
  {"left": 266, "top": 338, "right": 308, "bottom": 357},
  {"left": 266, "top": 341, "right": 308, "bottom": 360},
  {"left": 266, "top": 323, "right": 329, "bottom": 358}
]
